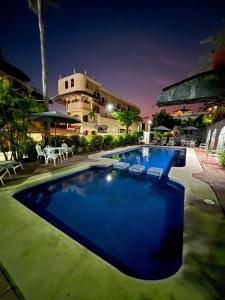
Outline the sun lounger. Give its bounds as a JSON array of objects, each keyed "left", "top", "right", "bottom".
[
  {"left": 0, "top": 167, "right": 11, "bottom": 186},
  {"left": 147, "top": 167, "right": 163, "bottom": 179},
  {"left": 128, "top": 164, "right": 145, "bottom": 174},
  {"left": 113, "top": 162, "right": 130, "bottom": 171},
  {"left": 0, "top": 161, "right": 23, "bottom": 174}
]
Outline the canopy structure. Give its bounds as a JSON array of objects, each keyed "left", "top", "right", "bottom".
[
  {"left": 154, "top": 126, "right": 170, "bottom": 131},
  {"left": 30, "top": 111, "right": 81, "bottom": 146},
  {"left": 157, "top": 69, "right": 225, "bottom": 107},
  {"left": 183, "top": 126, "right": 199, "bottom": 131}
]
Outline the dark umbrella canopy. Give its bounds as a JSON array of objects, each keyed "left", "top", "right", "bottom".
[
  {"left": 154, "top": 125, "right": 170, "bottom": 131},
  {"left": 30, "top": 111, "right": 81, "bottom": 146},
  {"left": 30, "top": 111, "right": 81, "bottom": 124},
  {"left": 183, "top": 126, "right": 198, "bottom": 131}
]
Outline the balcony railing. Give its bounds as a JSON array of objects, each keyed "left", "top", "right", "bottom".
[{"left": 67, "top": 102, "right": 91, "bottom": 110}]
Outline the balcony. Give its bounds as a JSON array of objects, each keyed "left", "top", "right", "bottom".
[{"left": 67, "top": 102, "right": 91, "bottom": 111}]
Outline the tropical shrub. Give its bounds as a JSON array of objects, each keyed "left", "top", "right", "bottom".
[
  {"left": 219, "top": 151, "right": 225, "bottom": 167},
  {"left": 102, "top": 135, "right": 113, "bottom": 149},
  {"left": 23, "top": 137, "right": 37, "bottom": 162},
  {"left": 131, "top": 130, "right": 144, "bottom": 144}
]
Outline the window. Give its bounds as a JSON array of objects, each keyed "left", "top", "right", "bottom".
[
  {"left": 98, "top": 126, "right": 107, "bottom": 133},
  {"left": 71, "top": 79, "right": 74, "bottom": 87},
  {"left": 83, "top": 115, "right": 88, "bottom": 122},
  {"left": 65, "top": 80, "right": 68, "bottom": 89}
]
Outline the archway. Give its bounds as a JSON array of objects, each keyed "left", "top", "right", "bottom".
[
  {"left": 210, "top": 129, "right": 217, "bottom": 149},
  {"left": 217, "top": 126, "right": 225, "bottom": 150},
  {"left": 206, "top": 129, "right": 211, "bottom": 145}
]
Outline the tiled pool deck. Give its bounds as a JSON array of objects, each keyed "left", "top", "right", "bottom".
[{"left": 0, "top": 147, "right": 225, "bottom": 300}]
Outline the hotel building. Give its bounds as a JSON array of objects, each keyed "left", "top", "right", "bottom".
[{"left": 55, "top": 72, "right": 140, "bottom": 135}]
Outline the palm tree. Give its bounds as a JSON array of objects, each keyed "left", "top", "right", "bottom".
[{"left": 27, "top": 0, "right": 58, "bottom": 110}]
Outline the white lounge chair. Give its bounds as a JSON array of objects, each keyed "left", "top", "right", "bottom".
[
  {"left": 149, "top": 137, "right": 159, "bottom": 145},
  {"left": 0, "top": 160, "right": 23, "bottom": 175},
  {"left": 113, "top": 162, "right": 130, "bottom": 171},
  {"left": 160, "top": 137, "right": 167, "bottom": 146},
  {"left": 147, "top": 167, "right": 163, "bottom": 179},
  {"left": 205, "top": 148, "right": 225, "bottom": 161},
  {"left": 167, "top": 137, "right": 175, "bottom": 146},
  {"left": 128, "top": 164, "right": 145, "bottom": 174},
  {"left": 0, "top": 167, "right": 11, "bottom": 186},
  {"left": 199, "top": 143, "right": 208, "bottom": 149}
]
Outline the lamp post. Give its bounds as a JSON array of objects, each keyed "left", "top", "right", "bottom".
[{"left": 148, "top": 120, "right": 152, "bottom": 132}]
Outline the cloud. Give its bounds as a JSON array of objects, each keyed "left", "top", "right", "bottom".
[
  {"left": 154, "top": 78, "right": 171, "bottom": 87},
  {"left": 159, "top": 55, "right": 188, "bottom": 68}
]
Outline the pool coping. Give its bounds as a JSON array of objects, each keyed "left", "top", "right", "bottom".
[{"left": 0, "top": 146, "right": 224, "bottom": 300}]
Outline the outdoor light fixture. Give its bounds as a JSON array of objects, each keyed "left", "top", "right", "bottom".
[
  {"left": 148, "top": 119, "right": 152, "bottom": 132},
  {"left": 106, "top": 103, "right": 114, "bottom": 112},
  {"left": 106, "top": 174, "right": 112, "bottom": 182}
]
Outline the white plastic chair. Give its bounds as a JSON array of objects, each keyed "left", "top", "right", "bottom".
[
  {"left": 181, "top": 139, "right": 186, "bottom": 147},
  {"left": 189, "top": 140, "right": 196, "bottom": 148},
  {"left": 44, "top": 146, "right": 61, "bottom": 166},
  {"left": 61, "top": 143, "right": 73, "bottom": 159},
  {"left": 35, "top": 144, "right": 47, "bottom": 163}
]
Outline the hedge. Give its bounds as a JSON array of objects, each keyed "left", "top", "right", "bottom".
[{"left": 24, "top": 131, "right": 144, "bottom": 162}]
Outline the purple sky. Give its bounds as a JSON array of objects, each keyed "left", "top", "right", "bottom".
[{"left": 1, "top": 0, "right": 225, "bottom": 117}]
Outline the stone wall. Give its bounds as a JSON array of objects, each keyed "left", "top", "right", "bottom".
[{"left": 202, "top": 118, "right": 225, "bottom": 149}]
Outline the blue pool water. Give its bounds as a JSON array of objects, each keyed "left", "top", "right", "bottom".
[
  {"left": 14, "top": 148, "right": 185, "bottom": 280},
  {"left": 105, "top": 146, "right": 186, "bottom": 176}
]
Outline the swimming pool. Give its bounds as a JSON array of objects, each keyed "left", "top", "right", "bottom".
[
  {"left": 105, "top": 146, "right": 186, "bottom": 176},
  {"left": 14, "top": 148, "right": 185, "bottom": 280}
]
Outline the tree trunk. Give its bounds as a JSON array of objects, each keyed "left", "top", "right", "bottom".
[
  {"left": 37, "top": 0, "right": 48, "bottom": 109},
  {"left": 37, "top": 0, "right": 49, "bottom": 145},
  {"left": 126, "top": 126, "right": 129, "bottom": 134}
]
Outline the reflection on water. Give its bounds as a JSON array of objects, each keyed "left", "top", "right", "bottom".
[
  {"left": 14, "top": 166, "right": 184, "bottom": 280},
  {"left": 142, "top": 147, "right": 149, "bottom": 157}
]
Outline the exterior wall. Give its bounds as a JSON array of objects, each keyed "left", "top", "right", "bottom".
[
  {"left": 202, "top": 118, "right": 225, "bottom": 149},
  {"left": 56, "top": 73, "right": 140, "bottom": 136}
]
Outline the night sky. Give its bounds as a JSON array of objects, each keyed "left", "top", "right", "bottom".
[{"left": 1, "top": 0, "right": 225, "bottom": 116}]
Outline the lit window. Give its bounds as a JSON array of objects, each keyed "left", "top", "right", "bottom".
[{"left": 65, "top": 81, "right": 68, "bottom": 89}]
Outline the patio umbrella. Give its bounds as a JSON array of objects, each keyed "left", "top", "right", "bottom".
[
  {"left": 183, "top": 126, "right": 199, "bottom": 136},
  {"left": 183, "top": 126, "right": 199, "bottom": 131},
  {"left": 154, "top": 125, "right": 170, "bottom": 131},
  {"left": 30, "top": 111, "right": 81, "bottom": 146}
]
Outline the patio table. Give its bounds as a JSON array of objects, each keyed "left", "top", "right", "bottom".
[{"left": 51, "top": 147, "right": 66, "bottom": 160}]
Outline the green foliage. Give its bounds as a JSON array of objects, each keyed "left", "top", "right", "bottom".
[
  {"left": 112, "top": 109, "right": 141, "bottom": 133},
  {"left": 203, "top": 114, "right": 213, "bottom": 126},
  {"left": 131, "top": 130, "right": 144, "bottom": 144},
  {"left": 203, "top": 107, "right": 225, "bottom": 126},
  {"left": 23, "top": 137, "right": 37, "bottom": 162},
  {"left": 102, "top": 135, "right": 113, "bottom": 149},
  {"left": 219, "top": 151, "right": 225, "bottom": 167},
  {"left": 0, "top": 79, "right": 43, "bottom": 160},
  {"left": 213, "top": 107, "right": 225, "bottom": 122},
  {"left": 152, "top": 109, "right": 175, "bottom": 129},
  {"left": 23, "top": 131, "right": 145, "bottom": 160}
]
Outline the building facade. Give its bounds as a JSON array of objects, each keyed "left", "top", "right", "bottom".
[
  {"left": 55, "top": 73, "right": 140, "bottom": 135},
  {"left": 0, "top": 58, "right": 43, "bottom": 100}
]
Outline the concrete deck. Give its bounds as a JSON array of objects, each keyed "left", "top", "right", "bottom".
[{"left": 0, "top": 147, "right": 225, "bottom": 300}]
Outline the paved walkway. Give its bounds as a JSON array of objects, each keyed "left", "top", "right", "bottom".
[
  {"left": 0, "top": 270, "right": 18, "bottom": 299},
  {"left": 1, "top": 155, "right": 93, "bottom": 188},
  {"left": 194, "top": 148, "right": 225, "bottom": 212}
]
